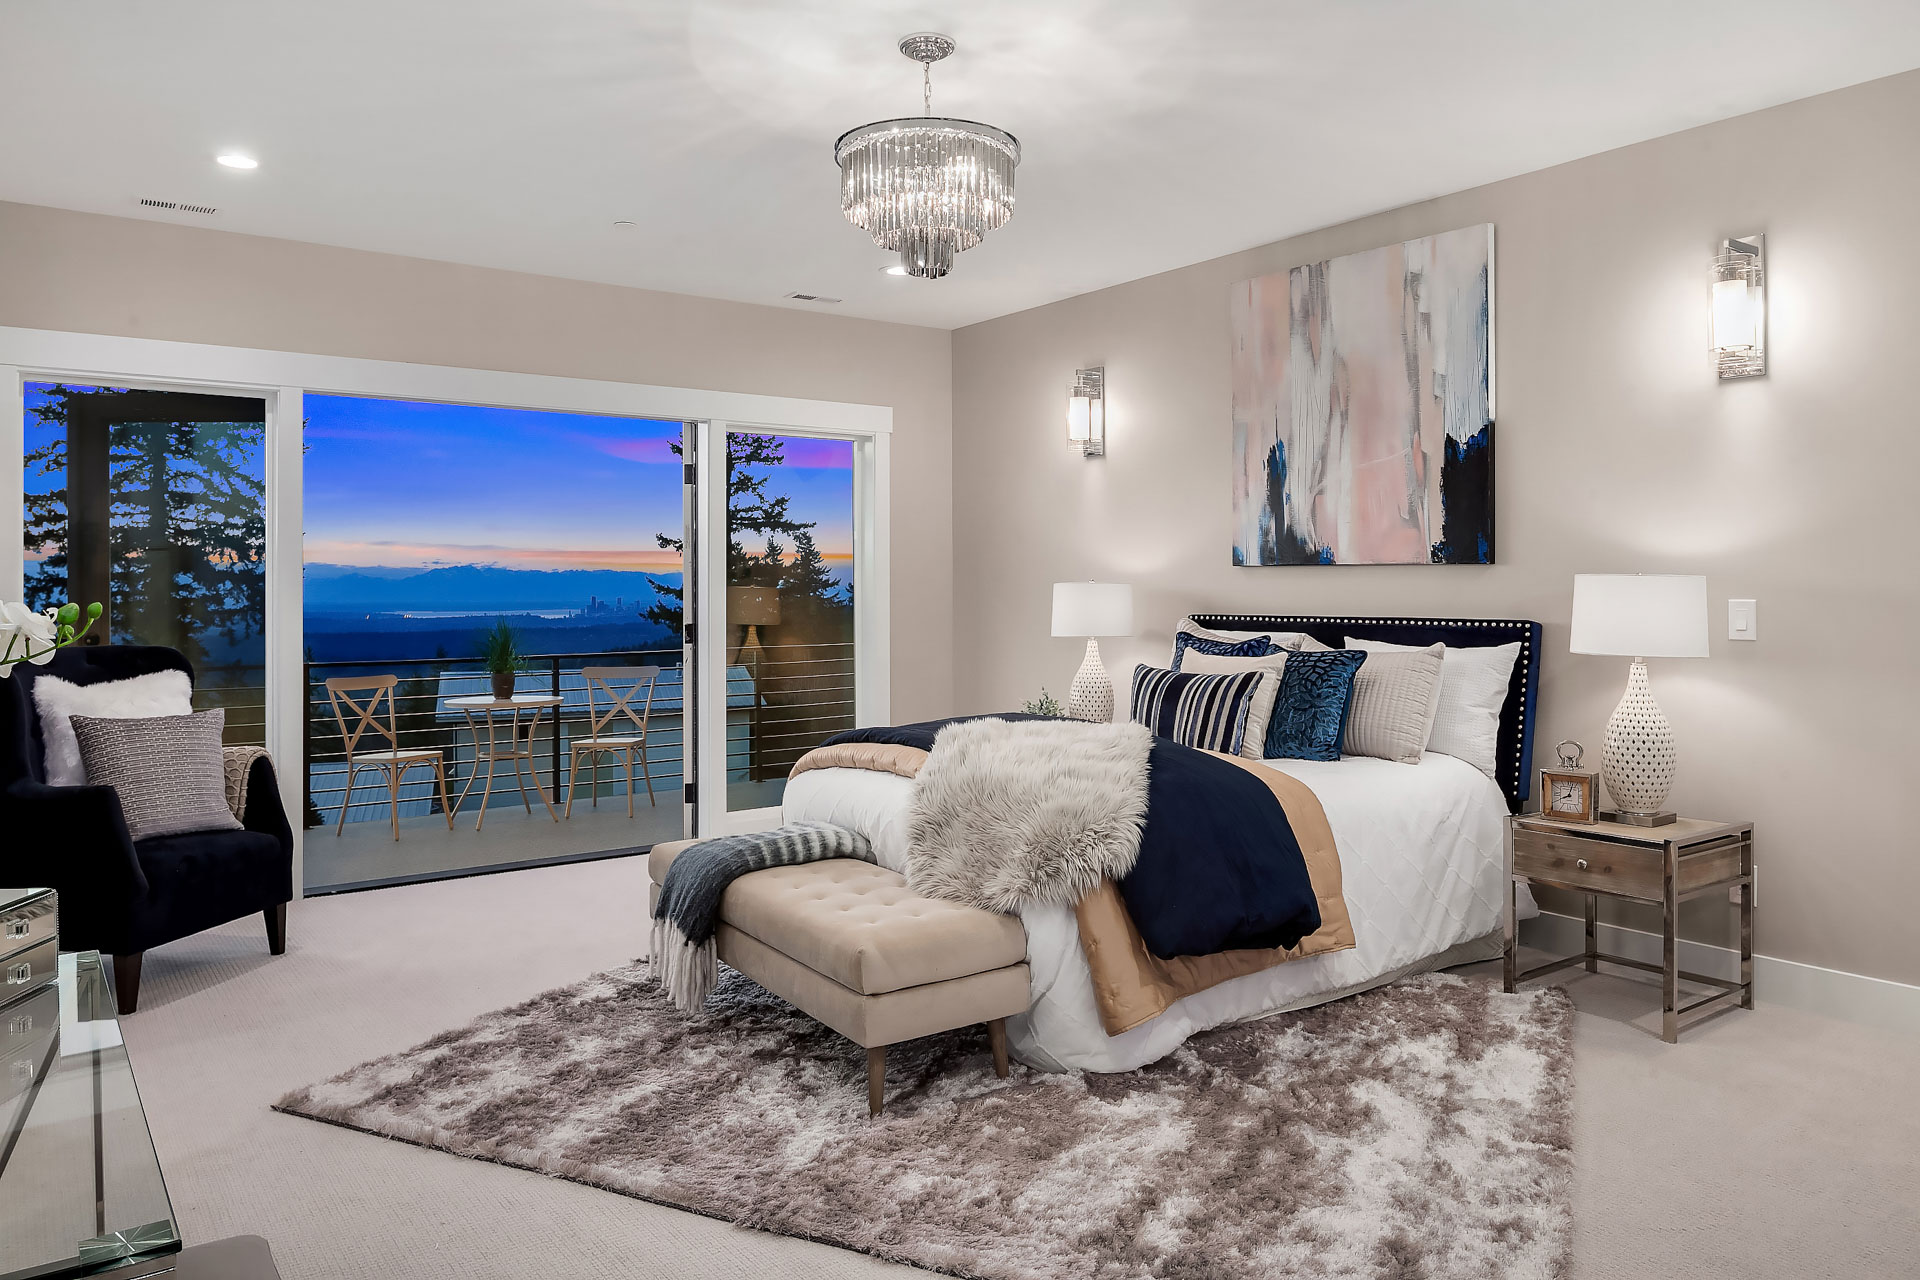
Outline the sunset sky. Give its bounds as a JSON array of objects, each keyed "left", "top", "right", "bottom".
[
  {"left": 303, "top": 395, "right": 852, "bottom": 571},
  {"left": 21, "top": 385, "right": 854, "bottom": 575}
]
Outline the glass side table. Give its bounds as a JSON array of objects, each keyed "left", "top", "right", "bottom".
[{"left": 1, "top": 951, "right": 180, "bottom": 1279}]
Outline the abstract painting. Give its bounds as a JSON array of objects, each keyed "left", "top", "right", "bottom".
[{"left": 1231, "top": 224, "right": 1494, "bottom": 565}]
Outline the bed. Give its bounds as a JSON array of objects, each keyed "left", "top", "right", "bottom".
[{"left": 782, "top": 613, "right": 1544, "bottom": 1073}]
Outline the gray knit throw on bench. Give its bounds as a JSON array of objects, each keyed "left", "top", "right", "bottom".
[{"left": 651, "top": 821, "right": 873, "bottom": 1012}]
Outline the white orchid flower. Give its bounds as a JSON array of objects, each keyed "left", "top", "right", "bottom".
[{"left": 0, "top": 601, "right": 64, "bottom": 678}]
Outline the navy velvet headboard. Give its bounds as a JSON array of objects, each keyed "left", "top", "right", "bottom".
[{"left": 1186, "top": 614, "right": 1544, "bottom": 813}]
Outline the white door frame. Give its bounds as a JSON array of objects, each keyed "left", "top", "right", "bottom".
[
  {"left": 1, "top": 326, "right": 892, "bottom": 885},
  {"left": 692, "top": 420, "right": 891, "bottom": 838}
]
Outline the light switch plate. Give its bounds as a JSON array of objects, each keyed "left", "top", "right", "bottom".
[{"left": 1728, "top": 598, "right": 1757, "bottom": 641}]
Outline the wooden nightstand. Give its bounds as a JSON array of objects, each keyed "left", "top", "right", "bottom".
[{"left": 1504, "top": 814, "right": 1754, "bottom": 1042}]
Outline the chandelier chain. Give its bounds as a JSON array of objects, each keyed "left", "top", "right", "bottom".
[{"left": 923, "top": 62, "right": 932, "bottom": 115}]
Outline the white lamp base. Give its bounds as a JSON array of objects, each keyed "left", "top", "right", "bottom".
[
  {"left": 1600, "top": 658, "right": 1678, "bottom": 826},
  {"left": 1067, "top": 638, "right": 1114, "bottom": 723}
]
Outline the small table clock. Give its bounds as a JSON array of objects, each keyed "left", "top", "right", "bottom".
[{"left": 1539, "top": 740, "right": 1600, "bottom": 824}]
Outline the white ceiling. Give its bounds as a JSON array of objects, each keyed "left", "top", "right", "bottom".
[{"left": 5, "top": 1, "right": 1919, "bottom": 330}]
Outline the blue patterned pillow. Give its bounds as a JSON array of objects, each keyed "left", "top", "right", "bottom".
[
  {"left": 1131, "top": 665, "right": 1267, "bottom": 754},
  {"left": 1265, "top": 650, "right": 1367, "bottom": 761},
  {"left": 1171, "top": 631, "right": 1274, "bottom": 671}
]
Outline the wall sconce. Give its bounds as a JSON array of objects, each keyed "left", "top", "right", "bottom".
[
  {"left": 1711, "top": 234, "right": 1766, "bottom": 379},
  {"left": 1067, "top": 366, "right": 1105, "bottom": 457}
]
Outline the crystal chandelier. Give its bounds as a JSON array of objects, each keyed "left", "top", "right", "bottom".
[{"left": 835, "top": 33, "right": 1020, "bottom": 279}]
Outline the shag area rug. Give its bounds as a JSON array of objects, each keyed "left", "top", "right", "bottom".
[{"left": 276, "top": 966, "right": 1573, "bottom": 1279}]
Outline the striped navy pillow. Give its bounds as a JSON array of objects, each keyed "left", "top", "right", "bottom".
[{"left": 1130, "top": 665, "right": 1266, "bottom": 754}]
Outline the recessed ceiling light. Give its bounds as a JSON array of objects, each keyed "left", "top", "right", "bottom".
[
  {"left": 880, "top": 264, "right": 909, "bottom": 276},
  {"left": 612, "top": 219, "right": 636, "bottom": 228},
  {"left": 216, "top": 154, "right": 258, "bottom": 170}
]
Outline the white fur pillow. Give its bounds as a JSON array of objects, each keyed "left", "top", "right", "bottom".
[
  {"left": 31, "top": 670, "right": 194, "bottom": 786},
  {"left": 1348, "top": 638, "right": 1521, "bottom": 778},
  {"left": 1178, "top": 650, "right": 1286, "bottom": 759}
]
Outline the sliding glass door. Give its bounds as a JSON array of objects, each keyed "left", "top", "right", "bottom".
[
  {"left": 298, "top": 396, "right": 691, "bottom": 890},
  {"left": 7, "top": 335, "right": 889, "bottom": 891},
  {"left": 715, "top": 428, "right": 859, "bottom": 821},
  {"left": 22, "top": 381, "right": 268, "bottom": 742}
]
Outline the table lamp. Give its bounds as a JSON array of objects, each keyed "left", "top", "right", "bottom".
[
  {"left": 1569, "top": 573, "right": 1709, "bottom": 826},
  {"left": 1051, "top": 582, "right": 1133, "bottom": 722},
  {"left": 727, "top": 585, "right": 780, "bottom": 667}
]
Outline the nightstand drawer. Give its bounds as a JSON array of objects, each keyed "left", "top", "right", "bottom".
[
  {"left": 0, "top": 938, "right": 58, "bottom": 999},
  {"left": 0, "top": 889, "right": 57, "bottom": 963},
  {"left": 1512, "top": 827, "right": 1664, "bottom": 899}
]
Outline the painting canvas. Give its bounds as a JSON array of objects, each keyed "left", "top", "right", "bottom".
[{"left": 1231, "top": 224, "right": 1494, "bottom": 565}]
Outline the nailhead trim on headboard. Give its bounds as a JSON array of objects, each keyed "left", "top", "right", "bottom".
[{"left": 1186, "top": 614, "right": 1543, "bottom": 813}]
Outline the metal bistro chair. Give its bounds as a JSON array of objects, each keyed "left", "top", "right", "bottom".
[
  {"left": 325, "top": 675, "right": 454, "bottom": 840},
  {"left": 565, "top": 665, "right": 661, "bottom": 819}
]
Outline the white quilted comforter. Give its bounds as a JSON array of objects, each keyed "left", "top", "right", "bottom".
[{"left": 782, "top": 751, "right": 1535, "bottom": 1073}]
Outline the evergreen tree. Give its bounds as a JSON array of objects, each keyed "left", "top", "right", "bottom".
[
  {"left": 782, "top": 529, "right": 838, "bottom": 605},
  {"left": 643, "top": 433, "right": 815, "bottom": 633},
  {"left": 22, "top": 385, "right": 265, "bottom": 670}
]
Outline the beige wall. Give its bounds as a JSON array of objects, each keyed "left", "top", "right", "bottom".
[
  {"left": 953, "top": 69, "right": 1920, "bottom": 987},
  {"left": 0, "top": 200, "right": 955, "bottom": 722}
]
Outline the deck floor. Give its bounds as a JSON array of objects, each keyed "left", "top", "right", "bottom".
[{"left": 305, "top": 783, "right": 683, "bottom": 891}]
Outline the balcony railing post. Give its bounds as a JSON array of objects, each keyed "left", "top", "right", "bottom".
[
  {"left": 550, "top": 654, "right": 563, "bottom": 804},
  {"left": 302, "top": 660, "right": 315, "bottom": 828}
]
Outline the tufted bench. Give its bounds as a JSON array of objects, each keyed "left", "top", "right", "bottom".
[{"left": 648, "top": 840, "right": 1030, "bottom": 1116}]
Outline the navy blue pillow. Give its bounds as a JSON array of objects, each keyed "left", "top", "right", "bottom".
[
  {"left": 1265, "top": 649, "right": 1367, "bottom": 761},
  {"left": 1171, "top": 631, "right": 1274, "bottom": 671}
]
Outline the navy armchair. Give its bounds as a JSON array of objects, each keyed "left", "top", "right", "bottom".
[{"left": 0, "top": 645, "right": 293, "bottom": 1014}]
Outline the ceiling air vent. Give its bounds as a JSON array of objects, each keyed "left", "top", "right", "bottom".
[
  {"left": 784, "top": 292, "right": 843, "bottom": 304},
  {"left": 138, "top": 198, "right": 218, "bottom": 216}
]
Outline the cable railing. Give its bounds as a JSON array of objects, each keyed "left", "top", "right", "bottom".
[{"left": 303, "top": 640, "right": 854, "bottom": 828}]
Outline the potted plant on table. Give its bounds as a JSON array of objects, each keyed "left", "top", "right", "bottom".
[
  {"left": 481, "top": 618, "right": 524, "bottom": 701},
  {"left": 0, "top": 600, "right": 102, "bottom": 677}
]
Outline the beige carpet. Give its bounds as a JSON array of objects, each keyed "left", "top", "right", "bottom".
[{"left": 121, "top": 857, "right": 1920, "bottom": 1280}]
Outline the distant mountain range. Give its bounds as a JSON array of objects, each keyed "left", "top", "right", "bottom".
[{"left": 303, "top": 564, "right": 678, "bottom": 614}]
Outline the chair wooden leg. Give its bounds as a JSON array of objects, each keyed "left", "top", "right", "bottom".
[
  {"left": 867, "top": 1045, "right": 887, "bottom": 1118},
  {"left": 335, "top": 765, "right": 360, "bottom": 836},
  {"left": 434, "top": 757, "right": 454, "bottom": 830},
  {"left": 640, "top": 741, "right": 656, "bottom": 807},
  {"left": 112, "top": 952, "right": 144, "bottom": 1016},
  {"left": 388, "top": 764, "right": 401, "bottom": 840},
  {"left": 564, "top": 750, "right": 584, "bottom": 819},
  {"left": 626, "top": 749, "right": 635, "bottom": 819},
  {"left": 988, "top": 1018, "right": 1010, "bottom": 1078},
  {"left": 265, "top": 902, "right": 288, "bottom": 955}
]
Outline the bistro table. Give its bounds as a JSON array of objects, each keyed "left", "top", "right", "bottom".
[{"left": 444, "top": 694, "right": 564, "bottom": 830}]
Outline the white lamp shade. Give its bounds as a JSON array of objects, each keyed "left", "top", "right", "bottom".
[
  {"left": 1051, "top": 582, "right": 1133, "bottom": 637},
  {"left": 1067, "top": 393, "right": 1093, "bottom": 442},
  {"left": 1569, "top": 574, "right": 1709, "bottom": 658}
]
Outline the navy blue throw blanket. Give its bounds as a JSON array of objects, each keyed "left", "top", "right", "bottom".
[{"left": 822, "top": 716, "right": 1321, "bottom": 959}]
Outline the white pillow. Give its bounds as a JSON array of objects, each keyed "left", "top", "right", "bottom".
[
  {"left": 1179, "top": 650, "right": 1286, "bottom": 759},
  {"left": 1347, "top": 638, "right": 1520, "bottom": 778},
  {"left": 31, "top": 670, "right": 194, "bottom": 786}
]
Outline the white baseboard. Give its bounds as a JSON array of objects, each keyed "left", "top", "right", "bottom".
[{"left": 1519, "top": 911, "right": 1920, "bottom": 1036}]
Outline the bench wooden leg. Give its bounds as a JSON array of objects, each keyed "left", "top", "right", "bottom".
[
  {"left": 867, "top": 1046, "right": 886, "bottom": 1118},
  {"left": 987, "top": 1018, "right": 1010, "bottom": 1078}
]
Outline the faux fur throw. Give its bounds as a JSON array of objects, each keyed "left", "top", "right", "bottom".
[
  {"left": 222, "top": 745, "right": 270, "bottom": 821},
  {"left": 650, "top": 821, "right": 872, "bottom": 1012},
  {"left": 906, "top": 717, "right": 1152, "bottom": 913}
]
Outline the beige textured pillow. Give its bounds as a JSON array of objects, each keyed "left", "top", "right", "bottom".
[
  {"left": 1179, "top": 651, "right": 1286, "bottom": 759},
  {"left": 1302, "top": 639, "right": 1445, "bottom": 764}
]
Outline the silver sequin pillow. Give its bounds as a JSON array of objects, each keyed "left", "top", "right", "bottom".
[
  {"left": 70, "top": 710, "right": 243, "bottom": 841},
  {"left": 1300, "top": 636, "right": 1446, "bottom": 764}
]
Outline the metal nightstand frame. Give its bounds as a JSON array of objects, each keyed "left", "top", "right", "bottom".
[{"left": 1503, "top": 816, "right": 1755, "bottom": 1042}]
